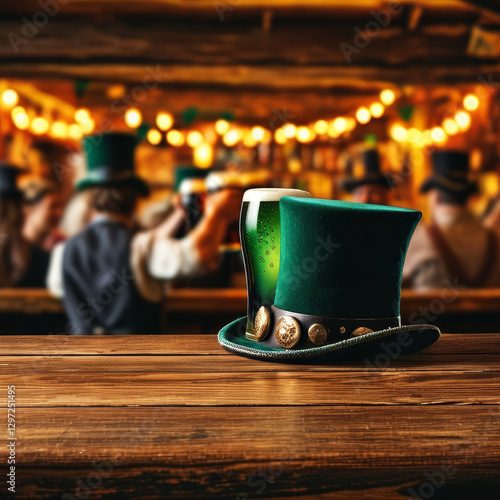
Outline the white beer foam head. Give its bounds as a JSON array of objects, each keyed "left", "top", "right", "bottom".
[{"left": 242, "top": 188, "right": 312, "bottom": 203}]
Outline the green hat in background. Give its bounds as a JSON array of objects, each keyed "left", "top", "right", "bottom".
[
  {"left": 219, "top": 198, "right": 440, "bottom": 361},
  {"left": 174, "top": 166, "right": 212, "bottom": 192},
  {"left": 77, "top": 132, "right": 149, "bottom": 196}
]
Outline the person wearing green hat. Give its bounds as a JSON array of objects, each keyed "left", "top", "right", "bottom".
[
  {"left": 47, "top": 132, "right": 242, "bottom": 334},
  {"left": 0, "top": 162, "right": 49, "bottom": 288},
  {"left": 403, "top": 150, "right": 500, "bottom": 289}
]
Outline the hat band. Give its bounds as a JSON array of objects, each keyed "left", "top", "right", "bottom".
[
  {"left": 251, "top": 305, "right": 400, "bottom": 349},
  {"left": 431, "top": 173, "right": 473, "bottom": 191},
  {"left": 84, "top": 167, "right": 137, "bottom": 182}
]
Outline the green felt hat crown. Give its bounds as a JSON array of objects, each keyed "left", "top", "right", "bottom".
[
  {"left": 274, "top": 198, "right": 421, "bottom": 319},
  {"left": 77, "top": 133, "right": 149, "bottom": 195}
]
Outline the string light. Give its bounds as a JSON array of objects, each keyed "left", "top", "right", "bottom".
[
  {"left": 68, "top": 124, "right": 83, "bottom": 140},
  {"left": 50, "top": 121, "right": 68, "bottom": 139},
  {"left": 193, "top": 143, "right": 213, "bottom": 168},
  {"left": 390, "top": 124, "right": 408, "bottom": 142},
  {"left": 407, "top": 128, "right": 421, "bottom": 143},
  {"left": 463, "top": 94, "right": 479, "bottom": 111},
  {"left": 243, "top": 131, "right": 257, "bottom": 148},
  {"left": 80, "top": 118, "right": 95, "bottom": 134},
  {"left": 443, "top": 119, "right": 459, "bottom": 136},
  {"left": 296, "top": 126, "right": 316, "bottom": 143},
  {"left": 31, "top": 117, "right": 49, "bottom": 135},
  {"left": 327, "top": 121, "right": 340, "bottom": 138},
  {"left": 455, "top": 111, "right": 471, "bottom": 131},
  {"left": 215, "top": 119, "right": 230, "bottom": 135},
  {"left": 431, "top": 126, "right": 447, "bottom": 144},
  {"left": 147, "top": 129, "right": 162, "bottom": 145},
  {"left": 274, "top": 128, "right": 287, "bottom": 144},
  {"left": 74, "top": 108, "right": 90, "bottom": 124},
  {"left": 283, "top": 123, "right": 296, "bottom": 139},
  {"left": 314, "top": 120, "right": 328, "bottom": 135},
  {"left": 186, "top": 130, "right": 204, "bottom": 148},
  {"left": 223, "top": 129, "right": 241, "bottom": 147},
  {"left": 251, "top": 126, "right": 265, "bottom": 142},
  {"left": 166, "top": 129, "right": 184, "bottom": 147},
  {"left": 370, "top": 103, "right": 385, "bottom": 118},
  {"left": 156, "top": 112, "right": 173, "bottom": 131},
  {"left": 12, "top": 109, "right": 29, "bottom": 130},
  {"left": 355, "top": 107, "right": 371, "bottom": 125},
  {"left": 1, "top": 89, "right": 19, "bottom": 108},
  {"left": 125, "top": 108, "right": 142, "bottom": 128},
  {"left": 345, "top": 118, "right": 356, "bottom": 132},
  {"left": 332, "top": 117, "right": 347, "bottom": 134},
  {"left": 380, "top": 89, "right": 396, "bottom": 106}
]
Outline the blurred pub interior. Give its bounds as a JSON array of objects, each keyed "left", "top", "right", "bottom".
[{"left": 1, "top": 0, "right": 500, "bottom": 334}]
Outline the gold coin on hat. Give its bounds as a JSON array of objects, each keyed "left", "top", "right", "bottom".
[
  {"left": 308, "top": 323, "right": 328, "bottom": 346},
  {"left": 254, "top": 306, "right": 271, "bottom": 341},
  {"left": 275, "top": 316, "right": 301, "bottom": 349},
  {"left": 352, "top": 327, "right": 373, "bottom": 337}
]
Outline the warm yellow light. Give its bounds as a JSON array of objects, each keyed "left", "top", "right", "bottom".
[
  {"left": 455, "top": 111, "right": 471, "bottom": 131},
  {"left": 12, "top": 109, "right": 29, "bottom": 130},
  {"left": 215, "top": 119, "right": 230, "bottom": 135},
  {"left": 355, "top": 107, "right": 371, "bottom": 125},
  {"left": 223, "top": 129, "right": 241, "bottom": 147},
  {"left": 296, "top": 126, "right": 316, "bottom": 143},
  {"left": 125, "top": 108, "right": 142, "bottom": 128},
  {"left": 390, "top": 124, "right": 408, "bottom": 142},
  {"left": 251, "top": 126, "right": 265, "bottom": 142},
  {"left": 327, "top": 121, "right": 340, "bottom": 138},
  {"left": 31, "top": 117, "right": 49, "bottom": 135},
  {"left": 274, "top": 128, "right": 287, "bottom": 145},
  {"left": 51, "top": 121, "right": 68, "bottom": 139},
  {"left": 261, "top": 129, "right": 272, "bottom": 144},
  {"left": 243, "top": 131, "right": 257, "bottom": 148},
  {"left": 443, "top": 119, "right": 459, "bottom": 136},
  {"left": 186, "top": 130, "right": 204, "bottom": 148},
  {"left": 345, "top": 117, "right": 356, "bottom": 132},
  {"left": 166, "top": 129, "right": 184, "bottom": 147},
  {"left": 74, "top": 108, "right": 90, "bottom": 124},
  {"left": 422, "top": 130, "right": 433, "bottom": 146},
  {"left": 193, "top": 143, "right": 213, "bottom": 168},
  {"left": 1, "top": 89, "right": 19, "bottom": 108},
  {"left": 314, "top": 120, "right": 328, "bottom": 135},
  {"left": 147, "top": 129, "right": 162, "bottom": 145},
  {"left": 370, "top": 102, "right": 385, "bottom": 118},
  {"left": 80, "top": 118, "right": 95, "bottom": 134},
  {"left": 68, "top": 124, "right": 83, "bottom": 141},
  {"left": 333, "top": 117, "right": 347, "bottom": 134},
  {"left": 431, "top": 126, "right": 447, "bottom": 144},
  {"left": 156, "top": 112, "right": 173, "bottom": 131},
  {"left": 283, "top": 123, "right": 296, "bottom": 139},
  {"left": 463, "top": 94, "right": 479, "bottom": 111},
  {"left": 380, "top": 89, "right": 396, "bottom": 106},
  {"left": 407, "top": 128, "right": 421, "bottom": 143}
]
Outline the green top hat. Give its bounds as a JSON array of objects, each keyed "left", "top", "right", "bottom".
[
  {"left": 174, "top": 166, "right": 211, "bottom": 192},
  {"left": 219, "top": 198, "right": 440, "bottom": 361},
  {"left": 77, "top": 133, "right": 149, "bottom": 196}
]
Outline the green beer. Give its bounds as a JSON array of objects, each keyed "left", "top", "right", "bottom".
[{"left": 240, "top": 188, "right": 312, "bottom": 340}]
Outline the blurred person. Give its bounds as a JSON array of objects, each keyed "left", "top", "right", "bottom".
[
  {"left": 59, "top": 190, "right": 94, "bottom": 238},
  {"left": 342, "top": 149, "right": 394, "bottom": 205},
  {"left": 0, "top": 163, "right": 49, "bottom": 288},
  {"left": 403, "top": 151, "right": 500, "bottom": 289},
  {"left": 22, "top": 178, "right": 65, "bottom": 251},
  {"left": 47, "top": 133, "right": 242, "bottom": 334}
]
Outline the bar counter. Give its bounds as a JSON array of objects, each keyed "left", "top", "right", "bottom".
[{"left": 1, "top": 333, "right": 500, "bottom": 499}]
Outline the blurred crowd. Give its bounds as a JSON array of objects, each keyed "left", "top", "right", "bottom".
[{"left": 1, "top": 131, "right": 500, "bottom": 334}]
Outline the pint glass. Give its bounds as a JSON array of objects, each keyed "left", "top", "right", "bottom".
[{"left": 240, "top": 188, "right": 312, "bottom": 340}]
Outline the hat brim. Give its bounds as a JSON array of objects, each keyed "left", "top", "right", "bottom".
[
  {"left": 76, "top": 176, "right": 149, "bottom": 197},
  {"left": 342, "top": 175, "right": 394, "bottom": 193},
  {"left": 420, "top": 176, "right": 477, "bottom": 195},
  {"left": 218, "top": 317, "right": 440, "bottom": 362}
]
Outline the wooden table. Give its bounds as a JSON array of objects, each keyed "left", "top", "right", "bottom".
[{"left": 1, "top": 334, "right": 500, "bottom": 499}]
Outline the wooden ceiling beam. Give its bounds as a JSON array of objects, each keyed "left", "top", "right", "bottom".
[{"left": 457, "top": 0, "right": 500, "bottom": 16}]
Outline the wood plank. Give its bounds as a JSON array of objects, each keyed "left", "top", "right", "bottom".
[
  {"left": 2, "top": 356, "right": 500, "bottom": 406},
  {"left": 1, "top": 406, "right": 499, "bottom": 498},
  {"left": 0, "top": 333, "right": 499, "bottom": 355}
]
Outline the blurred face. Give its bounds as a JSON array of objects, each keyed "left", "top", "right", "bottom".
[
  {"left": 352, "top": 185, "right": 390, "bottom": 206},
  {"left": 25, "top": 192, "right": 63, "bottom": 239}
]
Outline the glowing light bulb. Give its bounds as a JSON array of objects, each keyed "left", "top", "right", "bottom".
[
  {"left": 251, "top": 126, "right": 265, "bottom": 142},
  {"left": 1, "top": 89, "right": 19, "bottom": 107},
  {"left": 345, "top": 117, "right": 356, "bottom": 132},
  {"left": 407, "top": 128, "right": 421, "bottom": 143},
  {"left": 380, "top": 89, "right": 396, "bottom": 106},
  {"left": 166, "top": 129, "right": 184, "bottom": 147},
  {"left": 156, "top": 112, "right": 173, "bottom": 131},
  {"left": 283, "top": 123, "right": 296, "bottom": 139},
  {"left": 296, "top": 126, "right": 316, "bottom": 143},
  {"left": 455, "top": 111, "right": 471, "bottom": 131},
  {"left": 12, "top": 109, "right": 29, "bottom": 130},
  {"left": 147, "top": 129, "right": 162, "bottom": 145},
  {"left": 186, "top": 131, "right": 204, "bottom": 148},
  {"left": 370, "top": 102, "right": 385, "bottom": 118},
  {"left": 215, "top": 119, "right": 230, "bottom": 135},
  {"left": 390, "top": 124, "right": 408, "bottom": 142},
  {"left": 274, "top": 128, "right": 287, "bottom": 145},
  {"left": 68, "top": 124, "right": 83, "bottom": 140},
  {"left": 333, "top": 117, "right": 347, "bottom": 133},
  {"left": 443, "top": 119, "right": 459, "bottom": 136},
  {"left": 463, "top": 94, "right": 479, "bottom": 111},
  {"left": 314, "top": 120, "right": 328, "bottom": 135},
  {"left": 223, "top": 129, "right": 241, "bottom": 147},
  {"left": 80, "top": 117, "right": 95, "bottom": 134},
  {"left": 74, "top": 108, "right": 90, "bottom": 124},
  {"left": 31, "top": 117, "right": 49, "bottom": 135},
  {"left": 193, "top": 143, "right": 213, "bottom": 168},
  {"left": 243, "top": 131, "right": 257, "bottom": 148},
  {"left": 51, "top": 121, "right": 68, "bottom": 139},
  {"left": 125, "top": 108, "right": 142, "bottom": 128},
  {"left": 356, "top": 107, "right": 371, "bottom": 125},
  {"left": 431, "top": 126, "right": 447, "bottom": 144}
]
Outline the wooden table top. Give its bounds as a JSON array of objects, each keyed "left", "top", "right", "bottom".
[
  {"left": 1, "top": 287, "right": 500, "bottom": 315},
  {"left": 1, "top": 333, "right": 500, "bottom": 499}
]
